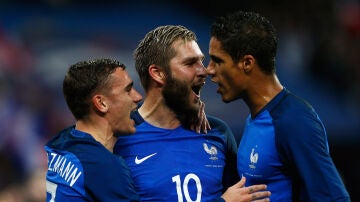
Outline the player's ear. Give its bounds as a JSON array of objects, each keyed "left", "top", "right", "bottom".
[
  {"left": 241, "top": 55, "right": 255, "bottom": 73},
  {"left": 149, "top": 64, "right": 166, "bottom": 85},
  {"left": 92, "top": 95, "right": 108, "bottom": 113}
]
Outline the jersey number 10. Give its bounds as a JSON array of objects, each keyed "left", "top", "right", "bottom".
[{"left": 172, "top": 173, "right": 202, "bottom": 202}]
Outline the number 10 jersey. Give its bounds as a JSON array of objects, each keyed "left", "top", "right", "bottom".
[{"left": 114, "top": 112, "right": 239, "bottom": 202}]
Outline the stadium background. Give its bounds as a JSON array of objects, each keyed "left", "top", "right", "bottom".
[{"left": 0, "top": 0, "right": 359, "bottom": 201}]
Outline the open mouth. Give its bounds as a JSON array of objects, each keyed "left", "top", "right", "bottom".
[
  {"left": 192, "top": 86, "right": 201, "bottom": 96},
  {"left": 191, "top": 82, "right": 205, "bottom": 97}
]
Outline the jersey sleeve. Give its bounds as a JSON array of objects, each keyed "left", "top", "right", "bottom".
[
  {"left": 207, "top": 115, "right": 240, "bottom": 192},
  {"left": 275, "top": 107, "right": 350, "bottom": 201}
]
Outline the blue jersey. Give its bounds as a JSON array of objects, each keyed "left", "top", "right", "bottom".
[
  {"left": 237, "top": 88, "right": 350, "bottom": 201},
  {"left": 114, "top": 112, "right": 239, "bottom": 202},
  {"left": 44, "top": 126, "right": 140, "bottom": 202}
]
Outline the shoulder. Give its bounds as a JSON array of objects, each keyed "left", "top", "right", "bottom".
[
  {"left": 79, "top": 145, "right": 119, "bottom": 165},
  {"left": 271, "top": 91, "right": 323, "bottom": 131},
  {"left": 207, "top": 115, "right": 231, "bottom": 132},
  {"left": 78, "top": 147, "right": 131, "bottom": 184},
  {"left": 207, "top": 115, "right": 235, "bottom": 144},
  {"left": 52, "top": 130, "right": 120, "bottom": 170},
  {"left": 272, "top": 90, "right": 317, "bottom": 118},
  {"left": 270, "top": 91, "right": 327, "bottom": 149}
]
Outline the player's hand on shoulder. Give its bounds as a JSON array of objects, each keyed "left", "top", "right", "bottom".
[{"left": 221, "top": 176, "right": 271, "bottom": 202}]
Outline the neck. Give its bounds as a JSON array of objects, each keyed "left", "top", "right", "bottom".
[
  {"left": 245, "top": 75, "right": 283, "bottom": 118},
  {"left": 139, "top": 91, "right": 180, "bottom": 129},
  {"left": 75, "top": 119, "right": 117, "bottom": 152}
]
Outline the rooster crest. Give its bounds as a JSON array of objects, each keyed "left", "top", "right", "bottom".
[
  {"left": 203, "top": 143, "right": 218, "bottom": 160},
  {"left": 250, "top": 148, "right": 258, "bottom": 164}
]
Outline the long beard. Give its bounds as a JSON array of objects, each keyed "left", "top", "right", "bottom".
[{"left": 162, "top": 76, "right": 198, "bottom": 129}]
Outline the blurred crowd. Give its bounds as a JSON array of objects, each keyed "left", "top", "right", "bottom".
[
  {"left": 0, "top": 0, "right": 359, "bottom": 201},
  {"left": 0, "top": 26, "right": 73, "bottom": 201}
]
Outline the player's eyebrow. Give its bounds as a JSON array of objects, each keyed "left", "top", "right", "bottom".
[
  {"left": 209, "top": 55, "right": 224, "bottom": 63},
  {"left": 182, "top": 55, "right": 205, "bottom": 64}
]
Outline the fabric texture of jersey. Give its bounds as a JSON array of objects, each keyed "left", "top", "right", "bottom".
[
  {"left": 114, "top": 112, "right": 239, "bottom": 202},
  {"left": 237, "top": 88, "right": 350, "bottom": 201},
  {"left": 45, "top": 126, "right": 140, "bottom": 202}
]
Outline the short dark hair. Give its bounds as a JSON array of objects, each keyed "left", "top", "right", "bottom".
[
  {"left": 211, "top": 11, "right": 278, "bottom": 74},
  {"left": 134, "top": 25, "right": 197, "bottom": 90},
  {"left": 63, "top": 58, "right": 125, "bottom": 120}
]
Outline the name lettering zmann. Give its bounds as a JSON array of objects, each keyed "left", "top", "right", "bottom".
[{"left": 48, "top": 152, "right": 82, "bottom": 187}]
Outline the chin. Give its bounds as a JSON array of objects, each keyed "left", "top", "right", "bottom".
[
  {"left": 221, "top": 95, "right": 233, "bottom": 103},
  {"left": 222, "top": 99, "right": 232, "bottom": 103}
]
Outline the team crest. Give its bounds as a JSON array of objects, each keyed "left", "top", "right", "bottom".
[
  {"left": 203, "top": 143, "right": 218, "bottom": 160},
  {"left": 249, "top": 147, "right": 258, "bottom": 169}
]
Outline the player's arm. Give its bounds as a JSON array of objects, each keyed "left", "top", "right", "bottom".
[{"left": 276, "top": 113, "right": 350, "bottom": 201}]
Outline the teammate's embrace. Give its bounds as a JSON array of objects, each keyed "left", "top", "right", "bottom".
[{"left": 45, "top": 59, "right": 142, "bottom": 201}]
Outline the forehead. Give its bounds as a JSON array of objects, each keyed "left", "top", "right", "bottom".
[
  {"left": 209, "top": 37, "right": 232, "bottom": 59},
  {"left": 111, "top": 68, "right": 131, "bottom": 86},
  {"left": 171, "top": 39, "right": 203, "bottom": 60},
  {"left": 209, "top": 37, "right": 225, "bottom": 54}
]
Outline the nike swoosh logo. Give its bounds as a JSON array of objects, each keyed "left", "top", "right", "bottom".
[{"left": 135, "top": 153, "right": 157, "bottom": 164}]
